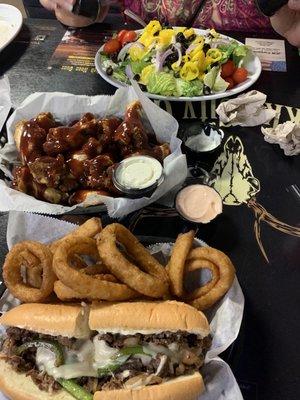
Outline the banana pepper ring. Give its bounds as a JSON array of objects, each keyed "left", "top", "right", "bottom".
[
  {"left": 97, "top": 224, "right": 169, "bottom": 298},
  {"left": 206, "top": 48, "right": 222, "bottom": 62},
  {"left": 180, "top": 62, "right": 199, "bottom": 81}
]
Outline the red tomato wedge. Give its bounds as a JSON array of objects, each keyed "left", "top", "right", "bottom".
[
  {"left": 103, "top": 39, "right": 122, "bottom": 54},
  {"left": 232, "top": 67, "right": 248, "bottom": 84},
  {"left": 121, "top": 31, "right": 137, "bottom": 46},
  {"left": 221, "top": 60, "right": 236, "bottom": 78},
  {"left": 117, "top": 30, "right": 128, "bottom": 43}
]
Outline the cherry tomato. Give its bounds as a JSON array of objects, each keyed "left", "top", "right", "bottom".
[
  {"left": 225, "top": 77, "right": 235, "bottom": 90},
  {"left": 103, "top": 39, "right": 121, "bottom": 55},
  {"left": 221, "top": 60, "right": 236, "bottom": 78},
  {"left": 232, "top": 67, "right": 248, "bottom": 84},
  {"left": 121, "top": 30, "right": 137, "bottom": 46},
  {"left": 117, "top": 30, "right": 128, "bottom": 43}
]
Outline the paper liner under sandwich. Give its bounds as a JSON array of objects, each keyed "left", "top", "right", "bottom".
[
  {"left": 0, "top": 86, "right": 187, "bottom": 218},
  {"left": 0, "top": 212, "right": 244, "bottom": 400}
]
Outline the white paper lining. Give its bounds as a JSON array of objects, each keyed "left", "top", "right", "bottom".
[
  {"left": 0, "top": 212, "right": 244, "bottom": 400},
  {"left": 0, "top": 86, "right": 187, "bottom": 218}
]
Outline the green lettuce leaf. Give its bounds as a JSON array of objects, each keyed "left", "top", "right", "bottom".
[
  {"left": 232, "top": 45, "right": 249, "bottom": 66},
  {"left": 112, "top": 68, "right": 128, "bottom": 83},
  {"left": 204, "top": 66, "right": 229, "bottom": 92},
  {"left": 176, "top": 78, "right": 203, "bottom": 97},
  {"left": 147, "top": 72, "right": 177, "bottom": 96},
  {"left": 130, "top": 59, "right": 151, "bottom": 75}
]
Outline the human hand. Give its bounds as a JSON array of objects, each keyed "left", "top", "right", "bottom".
[{"left": 270, "top": 0, "right": 300, "bottom": 46}]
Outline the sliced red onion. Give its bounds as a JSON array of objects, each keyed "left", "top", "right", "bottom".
[
  {"left": 125, "top": 64, "right": 134, "bottom": 80},
  {"left": 155, "top": 48, "right": 173, "bottom": 72},
  {"left": 118, "top": 42, "right": 144, "bottom": 62}
]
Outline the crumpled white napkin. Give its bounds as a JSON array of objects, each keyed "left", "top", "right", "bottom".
[
  {"left": 0, "top": 75, "right": 11, "bottom": 133},
  {"left": 216, "top": 90, "right": 276, "bottom": 127},
  {"left": 261, "top": 121, "right": 300, "bottom": 156}
]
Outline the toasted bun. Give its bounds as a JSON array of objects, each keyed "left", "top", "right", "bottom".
[
  {"left": 0, "top": 358, "right": 74, "bottom": 400},
  {"left": 90, "top": 301, "right": 210, "bottom": 336},
  {"left": 0, "top": 359, "right": 203, "bottom": 400},
  {"left": 94, "top": 372, "right": 204, "bottom": 400},
  {"left": 0, "top": 303, "right": 90, "bottom": 338}
]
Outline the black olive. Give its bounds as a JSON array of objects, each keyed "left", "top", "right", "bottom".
[
  {"left": 203, "top": 43, "right": 211, "bottom": 54},
  {"left": 174, "top": 72, "right": 180, "bottom": 78},
  {"left": 110, "top": 52, "right": 118, "bottom": 63},
  {"left": 133, "top": 74, "right": 140, "bottom": 81},
  {"left": 106, "top": 66, "right": 113, "bottom": 76},
  {"left": 153, "top": 31, "right": 159, "bottom": 36},
  {"left": 203, "top": 85, "right": 211, "bottom": 95},
  {"left": 211, "top": 61, "right": 219, "bottom": 68},
  {"left": 176, "top": 32, "right": 185, "bottom": 43},
  {"left": 139, "top": 83, "right": 147, "bottom": 91}
]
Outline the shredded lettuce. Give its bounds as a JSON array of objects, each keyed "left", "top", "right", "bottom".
[
  {"left": 130, "top": 59, "right": 151, "bottom": 75},
  {"left": 204, "top": 66, "right": 229, "bottom": 92},
  {"left": 147, "top": 72, "right": 177, "bottom": 96},
  {"left": 112, "top": 68, "right": 128, "bottom": 83},
  {"left": 176, "top": 78, "right": 203, "bottom": 97}
]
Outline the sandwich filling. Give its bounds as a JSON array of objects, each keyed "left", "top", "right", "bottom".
[{"left": 1, "top": 327, "right": 211, "bottom": 397}]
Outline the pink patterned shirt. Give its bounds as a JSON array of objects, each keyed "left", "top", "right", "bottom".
[{"left": 124, "top": 0, "right": 272, "bottom": 32}]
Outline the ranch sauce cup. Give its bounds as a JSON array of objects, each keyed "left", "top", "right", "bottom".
[
  {"left": 175, "top": 184, "right": 223, "bottom": 224},
  {"left": 113, "top": 155, "right": 164, "bottom": 198}
]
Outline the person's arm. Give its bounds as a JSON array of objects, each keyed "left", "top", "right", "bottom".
[
  {"left": 270, "top": 0, "right": 300, "bottom": 46},
  {"left": 39, "top": 0, "right": 109, "bottom": 27}
]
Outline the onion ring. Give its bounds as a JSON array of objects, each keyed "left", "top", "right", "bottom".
[
  {"left": 18, "top": 250, "right": 42, "bottom": 288},
  {"left": 186, "top": 247, "right": 235, "bottom": 310},
  {"left": 50, "top": 217, "right": 102, "bottom": 253},
  {"left": 167, "top": 230, "right": 195, "bottom": 297},
  {"left": 53, "top": 236, "right": 138, "bottom": 301},
  {"left": 3, "top": 241, "right": 56, "bottom": 302},
  {"left": 184, "top": 259, "right": 220, "bottom": 300},
  {"left": 97, "top": 224, "right": 169, "bottom": 298},
  {"left": 54, "top": 274, "right": 119, "bottom": 301}
]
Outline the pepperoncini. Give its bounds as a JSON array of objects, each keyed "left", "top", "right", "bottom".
[
  {"left": 184, "top": 28, "right": 195, "bottom": 38},
  {"left": 140, "top": 65, "right": 155, "bottom": 85},
  {"left": 158, "top": 29, "right": 175, "bottom": 47},
  {"left": 145, "top": 20, "right": 162, "bottom": 36},
  {"left": 182, "top": 54, "right": 191, "bottom": 63},
  {"left": 171, "top": 61, "right": 181, "bottom": 72},
  {"left": 206, "top": 48, "right": 222, "bottom": 62},
  {"left": 192, "top": 36, "right": 205, "bottom": 48},
  {"left": 129, "top": 45, "right": 148, "bottom": 61},
  {"left": 180, "top": 62, "right": 199, "bottom": 81}
]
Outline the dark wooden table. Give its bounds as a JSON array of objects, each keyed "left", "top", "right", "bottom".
[{"left": 1, "top": 17, "right": 300, "bottom": 400}]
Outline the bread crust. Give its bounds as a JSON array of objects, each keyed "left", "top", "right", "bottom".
[
  {"left": 0, "top": 358, "right": 74, "bottom": 400},
  {"left": 0, "top": 359, "right": 204, "bottom": 400},
  {"left": 94, "top": 372, "right": 204, "bottom": 400},
  {"left": 0, "top": 303, "right": 90, "bottom": 338},
  {"left": 90, "top": 301, "right": 210, "bottom": 336}
]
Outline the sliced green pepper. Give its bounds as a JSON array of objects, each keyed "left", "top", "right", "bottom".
[
  {"left": 57, "top": 379, "right": 93, "bottom": 400},
  {"left": 17, "top": 340, "right": 64, "bottom": 366},
  {"left": 97, "top": 346, "right": 150, "bottom": 377},
  {"left": 119, "top": 346, "right": 148, "bottom": 356}
]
